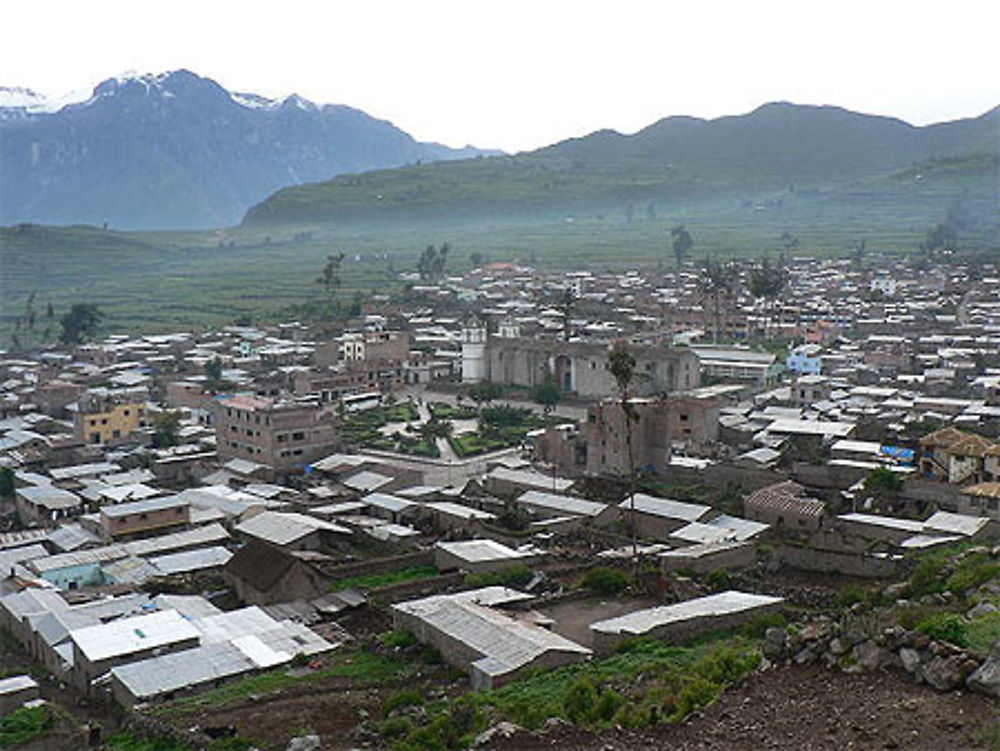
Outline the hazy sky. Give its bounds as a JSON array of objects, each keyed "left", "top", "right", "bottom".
[{"left": 4, "top": 0, "right": 999, "bottom": 152}]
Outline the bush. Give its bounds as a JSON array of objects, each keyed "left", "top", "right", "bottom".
[
  {"left": 946, "top": 553, "right": 1000, "bottom": 597},
  {"left": 465, "top": 565, "right": 533, "bottom": 589},
  {"left": 379, "top": 629, "right": 417, "bottom": 649},
  {"left": 836, "top": 584, "right": 867, "bottom": 608},
  {"left": 378, "top": 715, "right": 415, "bottom": 740},
  {"left": 674, "top": 676, "right": 719, "bottom": 720},
  {"left": 581, "top": 566, "right": 629, "bottom": 596},
  {"left": 907, "top": 557, "right": 946, "bottom": 599},
  {"left": 384, "top": 689, "right": 425, "bottom": 716},
  {"left": 563, "top": 676, "right": 598, "bottom": 722},
  {"left": 916, "top": 612, "right": 968, "bottom": 647},
  {"left": 704, "top": 569, "right": 731, "bottom": 590}
]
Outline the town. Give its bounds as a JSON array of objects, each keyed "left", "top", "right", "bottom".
[{"left": 1, "top": 251, "right": 1000, "bottom": 750}]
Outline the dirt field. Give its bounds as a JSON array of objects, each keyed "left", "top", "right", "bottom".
[
  {"left": 540, "top": 596, "right": 657, "bottom": 647},
  {"left": 485, "top": 663, "right": 1000, "bottom": 751}
]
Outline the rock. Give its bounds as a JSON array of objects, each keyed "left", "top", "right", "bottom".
[
  {"left": 763, "top": 627, "right": 788, "bottom": 659},
  {"left": 967, "top": 641, "right": 1000, "bottom": 696},
  {"left": 920, "top": 656, "right": 967, "bottom": 691},
  {"left": 829, "top": 637, "right": 848, "bottom": 656},
  {"left": 968, "top": 602, "right": 997, "bottom": 620},
  {"left": 884, "top": 582, "right": 907, "bottom": 600},
  {"left": 475, "top": 722, "right": 524, "bottom": 746},
  {"left": 286, "top": 736, "right": 321, "bottom": 751},
  {"left": 853, "top": 640, "right": 887, "bottom": 671},
  {"left": 794, "top": 646, "right": 818, "bottom": 665},
  {"left": 899, "top": 647, "right": 921, "bottom": 673}
]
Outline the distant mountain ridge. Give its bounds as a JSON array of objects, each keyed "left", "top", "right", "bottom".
[
  {"left": 243, "top": 101, "right": 1000, "bottom": 227},
  {"left": 0, "top": 70, "right": 499, "bottom": 229}
]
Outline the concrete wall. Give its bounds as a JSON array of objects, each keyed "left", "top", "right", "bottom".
[{"left": 776, "top": 543, "right": 901, "bottom": 578}]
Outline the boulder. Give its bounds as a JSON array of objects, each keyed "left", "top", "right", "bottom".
[
  {"left": 853, "top": 640, "right": 887, "bottom": 671},
  {"left": 286, "top": 737, "right": 321, "bottom": 751},
  {"left": 475, "top": 722, "right": 524, "bottom": 747},
  {"left": 967, "top": 602, "right": 997, "bottom": 620},
  {"left": 920, "top": 655, "right": 967, "bottom": 691},
  {"left": 899, "top": 647, "right": 921, "bottom": 674},
  {"left": 763, "top": 627, "right": 788, "bottom": 659},
  {"left": 967, "top": 641, "right": 1000, "bottom": 697}
]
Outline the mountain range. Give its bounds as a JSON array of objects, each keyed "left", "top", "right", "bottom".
[
  {"left": 0, "top": 70, "right": 498, "bottom": 229},
  {"left": 244, "top": 101, "right": 1000, "bottom": 227}
]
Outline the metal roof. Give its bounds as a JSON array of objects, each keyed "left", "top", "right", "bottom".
[
  {"left": 362, "top": 492, "right": 417, "bottom": 514},
  {"left": 101, "top": 495, "right": 188, "bottom": 518},
  {"left": 343, "top": 470, "right": 393, "bottom": 492},
  {"left": 69, "top": 609, "right": 200, "bottom": 663},
  {"left": 235, "top": 511, "right": 350, "bottom": 546},
  {"left": 435, "top": 539, "right": 535, "bottom": 563},
  {"left": 123, "top": 522, "right": 230, "bottom": 557},
  {"left": 149, "top": 546, "right": 232, "bottom": 575},
  {"left": 426, "top": 502, "right": 496, "bottom": 521},
  {"left": 621, "top": 494, "right": 710, "bottom": 522},
  {"left": 518, "top": 490, "right": 606, "bottom": 517},
  {"left": 591, "top": 591, "right": 784, "bottom": 637}
]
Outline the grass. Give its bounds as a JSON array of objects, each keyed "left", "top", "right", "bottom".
[
  {"left": 154, "top": 647, "right": 411, "bottom": 716},
  {"left": 386, "top": 634, "right": 764, "bottom": 750},
  {"left": 105, "top": 731, "right": 189, "bottom": 751},
  {"left": 0, "top": 705, "right": 52, "bottom": 749},
  {"left": 330, "top": 565, "right": 439, "bottom": 591},
  {"left": 967, "top": 610, "right": 1000, "bottom": 654}
]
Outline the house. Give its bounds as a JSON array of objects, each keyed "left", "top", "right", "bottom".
[
  {"left": 74, "top": 389, "right": 147, "bottom": 445},
  {"left": 434, "top": 539, "right": 541, "bottom": 574},
  {"left": 786, "top": 344, "right": 823, "bottom": 375},
  {"left": 99, "top": 496, "right": 191, "bottom": 540},
  {"left": 225, "top": 541, "right": 330, "bottom": 606},
  {"left": 234, "top": 511, "right": 350, "bottom": 551},
  {"left": 391, "top": 587, "right": 591, "bottom": 689},
  {"left": 920, "top": 427, "right": 997, "bottom": 483},
  {"left": 743, "top": 481, "right": 826, "bottom": 532},
  {"left": 15, "top": 486, "right": 85, "bottom": 526},
  {"left": 616, "top": 494, "right": 711, "bottom": 539},
  {"left": 68, "top": 609, "right": 201, "bottom": 693},
  {"left": 589, "top": 591, "right": 784, "bottom": 655},
  {"left": 215, "top": 395, "right": 338, "bottom": 473}
]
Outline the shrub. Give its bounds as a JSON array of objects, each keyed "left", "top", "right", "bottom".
[
  {"left": 705, "top": 569, "right": 731, "bottom": 590},
  {"left": 581, "top": 566, "right": 629, "bottom": 596},
  {"left": 563, "top": 676, "right": 598, "bottom": 722},
  {"left": 384, "top": 689, "right": 425, "bottom": 716},
  {"left": 379, "top": 629, "right": 418, "bottom": 649},
  {"left": 916, "top": 612, "right": 968, "bottom": 647},
  {"left": 465, "top": 565, "right": 533, "bottom": 589},
  {"left": 836, "top": 584, "right": 867, "bottom": 608},
  {"left": 946, "top": 554, "right": 1000, "bottom": 597},
  {"left": 907, "top": 557, "right": 945, "bottom": 599},
  {"left": 378, "top": 715, "right": 415, "bottom": 740},
  {"left": 673, "top": 676, "right": 719, "bottom": 720}
]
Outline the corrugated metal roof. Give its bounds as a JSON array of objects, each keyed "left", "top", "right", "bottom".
[
  {"left": 518, "top": 490, "right": 606, "bottom": 517},
  {"left": 435, "top": 539, "right": 535, "bottom": 563},
  {"left": 362, "top": 492, "right": 416, "bottom": 513},
  {"left": 101, "top": 495, "right": 188, "bottom": 518},
  {"left": 150, "top": 546, "right": 232, "bottom": 575},
  {"left": 235, "top": 511, "right": 350, "bottom": 546},
  {"left": 621, "top": 494, "right": 710, "bottom": 522},
  {"left": 591, "top": 591, "right": 784, "bottom": 637},
  {"left": 70, "top": 609, "right": 200, "bottom": 663}
]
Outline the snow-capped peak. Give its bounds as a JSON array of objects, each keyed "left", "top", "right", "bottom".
[
  {"left": 230, "top": 91, "right": 281, "bottom": 110},
  {"left": 0, "top": 85, "right": 91, "bottom": 114}
]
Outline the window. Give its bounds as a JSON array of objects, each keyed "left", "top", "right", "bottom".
[
  {"left": 123, "top": 409, "right": 130, "bottom": 416},
  {"left": 139, "top": 513, "right": 148, "bottom": 521},
  {"left": 680, "top": 414, "right": 689, "bottom": 422},
  {"left": 292, "top": 431, "right": 305, "bottom": 441},
  {"left": 278, "top": 434, "right": 288, "bottom": 443},
  {"left": 175, "top": 508, "right": 184, "bottom": 515}
]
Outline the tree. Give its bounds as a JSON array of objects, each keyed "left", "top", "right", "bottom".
[
  {"left": 556, "top": 288, "right": 576, "bottom": 342},
  {"left": 467, "top": 383, "right": 504, "bottom": 411},
  {"left": 531, "top": 371, "right": 561, "bottom": 416},
  {"left": 779, "top": 232, "right": 799, "bottom": 255},
  {"left": 153, "top": 411, "right": 182, "bottom": 448},
  {"left": 697, "top": 260, "right": 737, "bottom": 343},
  {"left": 0, "top": 467, "right": 14, "bottom": 499},
  {"left": 417, "top": 243, "right": 451, "bottom": 281},
  {"left": 607, "top": 340, "right": 640, "bottom": 579},
  {"left": 670, "top": 225, "right": 693, "bottom": 267},
  {"left": 419, "top": 417, "right": 453, "bottom": 442},
  {"left": 748, "top": 256, "right": 788, "bottom": 302},
  {"left": 469, "top": 251, "right": 484, "bottom": 268},
  {"left": 59, "top": 303, "right": 103, "bottom": 345},
  {"left": 923, "top": 223, "right": 959, "bottom": 256},
  {"left": 315, "top": 252, "right": 345, "bottom": 301},
  {"left": 204, "top": 357, "right": 224, "bottom": 394},
  {"left": 864, "top": 467, "right": 904, "bottom": 499}
]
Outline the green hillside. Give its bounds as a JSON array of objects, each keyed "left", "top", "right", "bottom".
[{"left": 243, "top": 103, "right": 999, "bottom": 227}]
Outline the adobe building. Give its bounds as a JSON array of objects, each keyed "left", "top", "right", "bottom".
[
  {"left": 215, "top": 395, "right": 338, "bottom": 472},
  {"left": 100, "top": 496, "right": 191, "bottom": 541},
  {"left": 584, "top": 393, "right": 720, "bottom": 476}
]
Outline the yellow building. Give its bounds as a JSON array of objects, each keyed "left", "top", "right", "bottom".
[{"left": 76, "top": 401, "right": 146, "bottom": 445}]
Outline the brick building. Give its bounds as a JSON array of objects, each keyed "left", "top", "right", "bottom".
[{"left": 215, "top": 395, "right": 338, "bottom": 472}]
